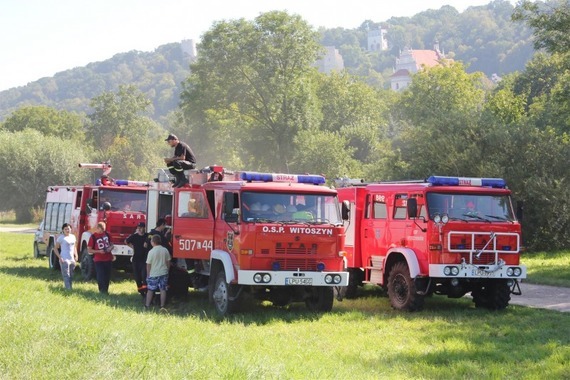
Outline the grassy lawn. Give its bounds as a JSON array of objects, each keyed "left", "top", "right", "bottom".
[
  {"left": 1, "top": 231, "right": 569, "bottom": 379},
  {"left": 521, "top": 251, "right": 570, "bottom": 287}
]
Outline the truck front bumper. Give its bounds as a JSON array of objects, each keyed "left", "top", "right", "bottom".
[
  {"left": 429, "top": 263, "right": 526, "bottom": 280},
  {"left": 238, "top": 270, "right": 349, "bottom": 287}
]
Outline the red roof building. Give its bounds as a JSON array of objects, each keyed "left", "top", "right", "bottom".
[{"left": 390, "top": 46, "right": 448, "bottom": 91}]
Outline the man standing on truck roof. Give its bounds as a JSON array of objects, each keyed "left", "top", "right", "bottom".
[{"left": 164, "top": 134, "right": 196, "bottom": 188}]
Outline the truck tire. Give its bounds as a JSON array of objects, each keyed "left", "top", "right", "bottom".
[
  {"left": 212, "top": 270, "right": 237, "bottom": 316},
  {"left": 48, "top": 243, "right": 60, "bottom": 271},
  {"left": 305, "top": 286, "right": 334, "bottom": 312},
  {"left": 80, "top": 246, "right": 95, "bottom": 281},
  {"left": 33, "top": 242, "right": 41, "bottom": 259},
  {"left": 472, "top": 281, "right": 511, "bottom": 310},
  {"left": 387, "top": 261, "right": 424, "bottom": 311}
]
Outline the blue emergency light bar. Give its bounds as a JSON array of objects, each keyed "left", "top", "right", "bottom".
[
  {"left": 96, "top": 179, "right": 148, "bottom": 187},
  {"left": 426, "top": 176, "right": 506, "bottom": 188},
  {"left": 240, "top": 172, "right": 325, "bottom": 185}
]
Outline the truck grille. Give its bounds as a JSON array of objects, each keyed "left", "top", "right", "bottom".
[
  {"left": 259, "top": 242, "right": 320, "bottom": 270},
  {"left": 447, "top": 231, "right": 520, "bottom": 265},
  {"left": 275, "top": 258, "right": 318, "bottom": 271},
  {"left": 275, "top": 243, "right": 318, "bottom": 255}
]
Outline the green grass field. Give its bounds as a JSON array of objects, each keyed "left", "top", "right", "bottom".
[
  {"left": 521, "top": 250, "right": 570, "bottom": 287},
  {"left": 1, "top": 231, "right": 569, "bottom": 379}
]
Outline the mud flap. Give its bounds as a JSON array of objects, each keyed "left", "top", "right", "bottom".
[
  {"left": 510, "top": 279, "right": 522, "bottom": 295},
  {"left": 415, "top": 277, "right": 432, "bottom": 296},
  {"left": 334, "top": 286, "right": 344, "bottom": 302}
]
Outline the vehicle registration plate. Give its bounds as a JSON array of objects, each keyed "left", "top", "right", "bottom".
[
  {"left": 285, "top": 278, "right": 313, "bottom": 285},
  {"left": 472, "top": 268, "right": 493, "bottom": 277}
]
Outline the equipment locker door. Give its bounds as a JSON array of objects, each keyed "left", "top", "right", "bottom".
[{"left": 172, "top": 189, "right": 215, "bottom": 260}]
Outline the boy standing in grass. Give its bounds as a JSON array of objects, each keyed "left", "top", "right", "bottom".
[
  {"left": 54, "top": 223, "right": 78, "bottom": 290},
  {"left": 145, "top": 234, "right": 171, "bottom": 310}
]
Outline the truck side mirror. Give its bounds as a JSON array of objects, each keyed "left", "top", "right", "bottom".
[
  {"left": 223, "top": 192, "right": 238, "bottom": 223},
  {"left": 341, "top": 200, "right": 350, "bottom": 221},
  {"left": 407, "top": 198, "right": 418, "bottom": 219},
  {"left": 516, "top": 200, "right": 524, "bottom": 221}
]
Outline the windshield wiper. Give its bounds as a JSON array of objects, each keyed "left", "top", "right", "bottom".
[
  {"left": 463, "top": 213, "right": 491, "bottom": 222},
  {"left": 306, "top": 218, "right": 336, "bottom": 226},
  {"left": 448, "top": 216, "right": 469, "bottom": 222},
  {"left": 246, "top": 217, "right": 277, "bottom": 223},
  {"left": 484, "top": 215, "right": 514, "bottom": 223}
]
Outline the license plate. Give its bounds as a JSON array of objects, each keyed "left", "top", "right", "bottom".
[
  {"left": 472, "top": 268, "right": 493, "bottom": 277},
  {"left": 285, "top": 277, "right": 313, "bottom": 285}
]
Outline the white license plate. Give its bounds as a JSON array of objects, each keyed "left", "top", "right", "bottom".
[
  {"left": 285, "top": 277, "right": 313, "bottom": 285},
  {"left": 472, "top": 268, "right": 493, "bottom": 277}
]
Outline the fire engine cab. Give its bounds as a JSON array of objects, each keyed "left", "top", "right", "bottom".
[
  {"left": 336, "top": 175, "right": 526, "bottom": 311},
  {"left": 147, "top": 166, "right": 349, "bottom": 316},
  {"left": 40, "top": 163, "right": 148, "bottom": 280}
]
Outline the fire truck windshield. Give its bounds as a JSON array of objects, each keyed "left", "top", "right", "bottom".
[
  {"left": 426, "top": 193, "right": 515, "bottom": 222},
  {"left": 99, "top": 189, "right": 147, "bottom": 212},
  {"left": 241, "top": 192, "right": 342, "bottom": 225}
]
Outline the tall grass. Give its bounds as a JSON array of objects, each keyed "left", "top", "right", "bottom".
[{"left": 1, "top": 232, "right": 569, "bottom": 379}]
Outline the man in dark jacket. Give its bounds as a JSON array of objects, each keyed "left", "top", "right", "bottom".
[
  {"left": 125, "top": 222, "right": 149, "bottom": 296},
  {"left": 164, "top": 134, "right": 197, "bottom": 188}
]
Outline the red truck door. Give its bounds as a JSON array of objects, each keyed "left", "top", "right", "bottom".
[
  {"left": 361, "top": 192, "right": 389, "bottom": 265},
  {"left": 172, "top": 189, "right": 215, "bottom": 260}
]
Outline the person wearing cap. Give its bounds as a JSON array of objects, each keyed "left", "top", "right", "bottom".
[
  {"left": 100, "top": 175, "right": 114, "bottom": 186},
  {"left": 125, "top": 221, "right": 149, "bottom": 296},
  {"left": 164, "top": 134, "right": 197, "bottom": 188}
]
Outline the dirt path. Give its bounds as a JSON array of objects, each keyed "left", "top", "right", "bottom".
[{"left": 510, "top": 282, "right": 570, "bottom": 313}]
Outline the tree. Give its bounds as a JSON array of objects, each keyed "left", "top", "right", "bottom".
[
  {"left": 86, "top": 85, "right": 166, "bottom": 180},
  {"left": 389, "top": 62, "right": 486, "bottom": 178},
  {"left": 180, "top": 11, "right": 323, "bottom": 171},
  {"left": 0, "top": 130, "right": 90, "bottom": 222},
  {"left": 513, "top": 0, "right": 570, "bottom": 55},
  {"left": 1, "top": 106, "right": 85, "bottom": 141}
]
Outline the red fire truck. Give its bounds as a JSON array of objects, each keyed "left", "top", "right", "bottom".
[
  {"left": 147, "top": 167, "right": 349, "bottom": 316},
  {"left": 336, "top": 175, "right": 526, "bottom": 311},
  {"left": 40, "top": 163, "right": 148, "bottom": 280}
]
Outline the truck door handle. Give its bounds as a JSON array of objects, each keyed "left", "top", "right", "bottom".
[{"left": 364, "top": 229, "right": 368, "bottom": 238}]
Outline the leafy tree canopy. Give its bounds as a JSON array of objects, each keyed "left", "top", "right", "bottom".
[
  {"left": 181, "top": 11, "right": 322, "bottom": 171},
  {"left": 1, "top": 105, "right": 85, "bottom": 142},
  {"left": 0, "top": 129, "right": 90, "bottom": 222},
  {"left": 513, "top": 0, "right": 570, "bottom": 54}
]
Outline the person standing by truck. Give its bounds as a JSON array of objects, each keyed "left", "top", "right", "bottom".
[
  {"left": 53, "top": 223, "right": 78, "bottom": 290},
  {"left": 88, "top": 222, "right": 114, "bottom": 294},
  {"left": 126, "top": 222, "right": 149, "bottom": 296},
  {"left": 145, "top": 234, "right": 171, "bottom": 310},
  {"left": 164, "top": 134, "right": 197, "bottom": 188}
]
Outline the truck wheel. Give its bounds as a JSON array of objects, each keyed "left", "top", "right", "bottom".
[
  {"left": 305, "top": 286, "right": 334, "bottom": 312},
  {"left": 80, "top": 247, "right": 95, "bottom": 281},
  {"left": 387, "top": 261, "right": 424, "bottom": 311},
  {"left": 212, "top": 270, "right": 237, "bottom": 316},
  {"left": 472, "top": 281, "right": 511, "bottom": 310},
  {"left": 48, "top": 243, "right": 60, "bottom": 271},
  {"left": 33, "top": 242, "right": 41, "bottom": 259}
]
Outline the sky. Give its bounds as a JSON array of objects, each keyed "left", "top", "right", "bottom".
[{"left": 0, "top": 0, "right": 513, "bottom": 92}]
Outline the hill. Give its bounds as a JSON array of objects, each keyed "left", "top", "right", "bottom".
[
  {"left": 0, "top": 42, "right": 193, "bottom": 122},
  {"left": 0, "top": 1, "right": 534, "bottom": 122}
]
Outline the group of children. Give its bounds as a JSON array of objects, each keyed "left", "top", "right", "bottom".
[{"left": 53, "top": 219, "right": 172, "bottom": 311}]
